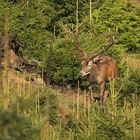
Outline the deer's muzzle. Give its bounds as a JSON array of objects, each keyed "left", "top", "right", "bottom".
[{"left": 80, "top": 70, "right": 90, "bottom": 76}]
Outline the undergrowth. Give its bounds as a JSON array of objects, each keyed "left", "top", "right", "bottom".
[{"left": 0, "top": 68, "right": 140, "bottom": 140}]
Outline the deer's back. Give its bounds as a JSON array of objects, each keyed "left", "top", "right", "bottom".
[{"left": 91, "top": 56, "right": 117, "bottom": 84}]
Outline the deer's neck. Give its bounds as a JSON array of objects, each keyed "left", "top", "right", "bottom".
[{"left": 87, "top": 64, "right": 100, "bottom": 84}]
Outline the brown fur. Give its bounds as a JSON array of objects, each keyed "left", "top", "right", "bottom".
[{"left": 80, "top": 55, "right": 118, "bottom": 107}]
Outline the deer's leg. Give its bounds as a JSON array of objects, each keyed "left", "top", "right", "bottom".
[
  {"left": 99, "top": 82, "right": 106, "bottom": 107},
  {"left": 89, "top": 85, "right": 94, "bottom": 100},
  {"left": 89, "top": 85, "right": 100, "bottom": 103},
  {"left": 103, "top": 82, "right": 109, "bottom": 105},
  {"left": 103, "top": 90, "right": 109, "bottom": 105}
]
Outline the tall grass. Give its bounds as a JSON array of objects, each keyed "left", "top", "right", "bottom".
[
  {"left": 2, "top": 13, "right": 9, "bottom": 111},
  {"left": 0, "top": 48, "right": 140, "bottom": 139},
  {"left": 0, "top": 68, "right": 140, "bottom": 139},
  {"left": 2, "top": 13, "right": 9, "bottom": 139}
]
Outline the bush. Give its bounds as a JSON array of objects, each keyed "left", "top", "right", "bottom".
[{"left": 50, "top": 39, "right": 81, "bottom": 86}]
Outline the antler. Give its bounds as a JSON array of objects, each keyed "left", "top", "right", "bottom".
[
  {"left": 78, "top": 47, "right": 88, "bottom": 60},
  {"left": 75, "top": 22, "right": 88, "bottom": 60},
  {"left": 90, "top": 35, "right": 115, "bottom": 59},
  {"left": 75, "top": 22, "right": 115, "bottom": 61},
  {"left": 75, "top": 22, "right": 84, "bottom": 49}
]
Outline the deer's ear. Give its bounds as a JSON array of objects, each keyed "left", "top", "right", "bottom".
[
  {"left": 93, "top": 56, "right": 102, "bottom": 63},
  {"left": 93, "top": 56, "right": 108, "bottom": 64}
]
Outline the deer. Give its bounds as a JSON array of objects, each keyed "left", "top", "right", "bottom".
[{"left": 76, "top": 30, "right": 118, "bottom": 107}]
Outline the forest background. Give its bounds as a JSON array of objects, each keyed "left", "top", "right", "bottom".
[{"left": 0, "top": 0, "right": 140, "bottom": 140}]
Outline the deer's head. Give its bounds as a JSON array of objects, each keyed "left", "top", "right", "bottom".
[
  {"left": 80, "top": 57, "right": 94, "bottom": 76},
  {"left": 78, "top": 35, "right": 115, "bottom": 77},
  {"left": 80, "top": 55, "right": 103, "bottom": 76}
]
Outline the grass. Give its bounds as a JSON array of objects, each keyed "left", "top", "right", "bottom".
[
  {"left": 0, "top": 40, "right": 140, "bottom": 139},
  {"left": 0, "top": 18, "right": 140, "bottom": 139},
  {"left": 0, "top": 66, "right": 140, "bottom": 140}
]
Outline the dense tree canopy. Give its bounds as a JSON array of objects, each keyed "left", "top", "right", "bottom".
[{"left": 0, "top": 0, "right": 140, "bottom": 85}]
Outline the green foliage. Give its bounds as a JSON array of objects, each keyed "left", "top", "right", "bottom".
[
  {"left": 92, "top": 0, "right": 140, "bottom": 52},
  {"left": 0, "top": 109, "right": 39, "bottom": 140},
  {"left": 0, "top": 79, "right": 140, "bottom": 140},
  {"left": 0, "top": 0, "right": 140, "bottom": 139},
  {"left": 0, "top": 0, "right": 52, "bottom": 62},
  {"left": 120, "top": 70, "right": 140, "bottom": 97},
  {"left": 94, "top": 110, "right": 131, "bottom": 139},
  {"left": 0, "top": 0, "right": 140, "bottom": 86},
  {"left": 46, "top": 0, "right": 140, "bottom": 85},
  {"left": 48, "top": 94, "right": 58, "bottom": 125},
  {"left": 47, "top": 0, "right": 89, "bottom": 34},
  {"left": 51, "top": 39, "right": 81, "bottom": 86}
]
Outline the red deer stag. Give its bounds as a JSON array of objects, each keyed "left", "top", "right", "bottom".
[{"left": 79, "top": 36, "right": 118, "bottom": 107}]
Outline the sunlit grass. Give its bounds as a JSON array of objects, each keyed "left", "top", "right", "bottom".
[
  {"left": 0, "top": 53, "right": 140, "bottom": 139},
  {"left": 1, "top": 69, "right": 140, "bottom": 140}
]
